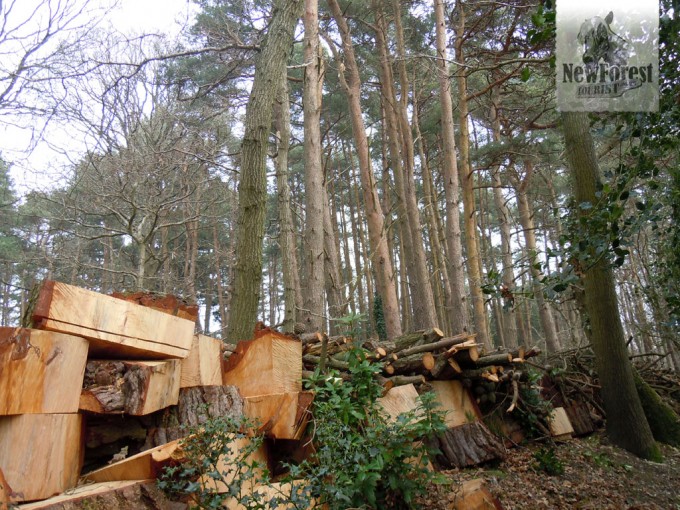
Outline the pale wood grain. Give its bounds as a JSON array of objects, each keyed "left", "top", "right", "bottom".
[{"left": 0, "top": 328, "right": 88, "bottom": 415}]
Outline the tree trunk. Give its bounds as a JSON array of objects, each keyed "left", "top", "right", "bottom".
[
  {"left": 454, "top": 1, "right": 490, "bottom": 350},
  {"left": 434, "top": 0, "right": 470, "bottom": 336},
  {"left": 301, "top": 0, "right": 325, "bottom": 332},
  {"left": 489, "top": 94, "right": 518, "bottom": 348},
  {"left": 515, "top": 174, "right": 561, "bottom": 354},
  {"left": 327, "top": 0, "right": 402, "bottom": 339},
  {"left": 274, "top": 76, "right": 299, "bottom": 333},
  {"left": 389, "top": 0, "right": 439, "bottom": 330},
  {"left": 226, "top": 0, "right": 304, "bottom": 343},
  {"left": 562, "top": 111, "right": 659, "bottom": 461}
]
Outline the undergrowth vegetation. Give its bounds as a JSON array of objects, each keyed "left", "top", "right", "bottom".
[{"left": 158, "top": 346, "right": 448, "bottom": 509}]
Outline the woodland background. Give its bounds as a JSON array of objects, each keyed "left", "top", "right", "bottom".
[{"left": 0, "top": 0, "right": 678, "bottom": 371}]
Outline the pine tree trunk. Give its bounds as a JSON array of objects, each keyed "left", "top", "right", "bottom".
[
  {"left": 390, "top": 0, "right": 439, "bottom": 330},
  {"left": 327, "top": 0, "right": 402, "bottom": 339},
  {"left": 562, "top": 111, "right": 659, "bottom": 460},
  {"left": 454, "top": 3, "right": 490, "bottom": 349},
  {"left": 434, "top": 0, "right": 470, "bottom": 336},
  {"left": 274, "top": 72, "right": 300, "bottom": 333},
  {"left": 226, "top": 0, "right": 304, "bottom": 343},
  {"left": 515, "top": 178, "right": 561, "bottom": 353}
]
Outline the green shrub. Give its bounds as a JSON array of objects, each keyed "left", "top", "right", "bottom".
[
  {"left": 532, "top": 446, "right": 565, "bottom": 476},
  {"left": 302, "top": 347, "right": 448, "bottom": 509}
]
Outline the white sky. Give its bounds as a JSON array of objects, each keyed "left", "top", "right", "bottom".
[{"left": 3, "top": 0, "right": 196, "bottom": 194}]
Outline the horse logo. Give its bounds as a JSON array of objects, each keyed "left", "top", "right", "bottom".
[{"left": 577, "top": 11, "right": 631, "bottom": 73}]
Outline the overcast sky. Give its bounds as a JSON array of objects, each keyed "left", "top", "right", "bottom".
[{"left": 4, "top": 0, "right": 196, "bottom": 193}]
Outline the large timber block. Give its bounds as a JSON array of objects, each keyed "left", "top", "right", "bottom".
[
  {"left": 16, "top": 480, "right": 175, "bottom": 510},
  {"left": 449, "top": 478, "right": 504, "bottom": 510},
  {"left": 180, "top": 334, "right": 223, "bottom": 388},
  {"left": 32, "top": 280, "right": 195, "bottom": 360},
  {"left": 0, "top": 328, "right": 88, "bottom": 415},
  {"left": 243, "top": 391, "right": 314, "bottom": 440},
  {"left": 548, "top": 406, "right": 574, "bottom": 440},
  {"left": 0, "top": 414, "right": 83, "bottom": 503},
  {"left": 223, "top": 330, "right": 302, "bottom": 397},
  {"left": 376, "top": 383, "right": 422, "bottom": 422},
  {"left": 430, "top": 380, "right": 482, "bottom": 427},
  {"left": 80, "top": 359, "right": 181, "bottom": 416}
]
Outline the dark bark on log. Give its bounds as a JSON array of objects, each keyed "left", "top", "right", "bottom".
[
  {"left": 144, "top": 386, "right": 243, "bottom": 449},
  {"left": 432, "top": 421, "right": 505, "bottom": 469}
]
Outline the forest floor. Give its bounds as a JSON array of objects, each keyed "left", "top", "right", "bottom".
[{"left": 422, "top": 431, "right": 680, "bottom": 509}]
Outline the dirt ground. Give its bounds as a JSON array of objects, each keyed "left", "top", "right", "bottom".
[{"left": 422, "top": 432, "right": 680, "bottom": 510}]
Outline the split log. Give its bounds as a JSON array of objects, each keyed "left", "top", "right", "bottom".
[
  {"left": 450, "top": 478, "right": 504, "bottom": 510},
  {"left": 223, "top": 330, "right": 301, "bottom": 397},
  {"left": 81, "top": 438, "right": 185, "bottom": 483},
  {"left": 0, "top": 328, "right": 88, "bottom": 415},
  {"left": 243, "top": 392, "right": 314, "bottom": 440},
  {"left": 32, "top": 281, "right": 195, "bottom": 359},
  {"left": 180, "top": 334, "right": 222, "bottom": 388},
  {"left": 432, "top": 421, "right": 505, "bottom": 469},
  {"left": 80, "top": 360, "right": 181, "bottom": 416},
  {"left": 430, "top": 380, "right": 481, "bottom": 427},
  {"left": 0, "top": 414, "right": 83, "bottom": 503},
  {"left": 145, "top": 385, "right": 244, "bottom": 449},
  {"left": 110, "top": 290, "right": 198, "bottom": 323},
  {"left": 16, "top": 480, "right": 176, "bottom": 510},
  {"left": 376, "top": 384, "right": 421, "bottom": 422}
]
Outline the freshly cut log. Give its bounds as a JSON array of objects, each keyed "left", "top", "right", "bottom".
[
  {"left": 454, "top": 345, "right": 480, "bottom": 366},
  {"left": 430, "top": 380, "right": 481, "bottom": 428},
  {"left": 16, "top": 480, "right": 175, "bottom": 510},
  {"left": 32, "top": 281, "right": 194, "bottom": 359},
  {"left": 81, "top": 438, "right": 184, "bottom": 483},
  {"left": 376, "top": 384, "right": 421, "bottom": 422},
  {"left": 397, "top": 333, "right": 476, "bottom": 358},
  {"left": 474, "top": 352, "right": 513, "bottom": 368},
  {"left": 0, "top": 328, "right": 88, "bottom": 415},
  {"left": 180, "top": 334, "right": 222, "bottom": 388},
  {"left": 145, "top": 385, "right": 244, "bottom": 448},
  {"left": 450, "top": 478, "right": 504, "bottom": 510},
  {"left": 223, "top": 330, "right": 302, "bottom": 397},
  {"left": 79, "top": 360, "right": 181, "bottom": 416},
  {"left": 432, "top": 421, "right": 505, "bottom": 469},
  {"left": 110, "top": 290, "right": 198, "bottom": 322},
  {"left": 243, "top": 392, "right": 314, "bottom": 440},
  {"left": 0, "top": 414, "right": 83, "bottom": 503},
  {"left": 548, "top": 406, "right": 574, "bottom": 440}
]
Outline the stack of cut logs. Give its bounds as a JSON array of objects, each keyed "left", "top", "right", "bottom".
[{"left": 0, "top": 280, "right": 568, "bottom": 510}]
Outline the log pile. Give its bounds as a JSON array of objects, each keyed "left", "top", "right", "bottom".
[
  {"left": 0, "top": 280, "right": 315, "bottom": 508},
  {"left": 2, "top": 280, "right": 560, "bottom": 509},
  {"left": 302, "top": 328, "right": 548, "bottom": 468}
]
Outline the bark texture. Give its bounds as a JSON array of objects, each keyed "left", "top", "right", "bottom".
[
  {"left": 226, "top": 0, "right": 304, "bottom": 343},
  {"left": 562, "top": 111, "right": 659, "bottom": 460}
]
